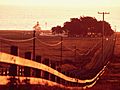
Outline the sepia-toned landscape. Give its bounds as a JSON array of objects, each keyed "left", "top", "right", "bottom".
[
  {"left": 0, "top": 0, "right": 120, "bottom": 90},
  {"left": 0, "top": 30, "right": 119, "bottom": 90}
]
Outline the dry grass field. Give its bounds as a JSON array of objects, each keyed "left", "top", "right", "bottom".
[
  {"left": 0, "top": 30, "right": 100, "bottom": 71},
  {"left": 86, "top": 32, "right": 120, "bottom": 90}
]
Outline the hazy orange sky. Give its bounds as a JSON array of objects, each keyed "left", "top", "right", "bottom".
[
  {"left": 0, "top": 0, "right": 120, "bottom": 7},
  {"left": 0, "top": 0, "right": 120, "bottom": 31}
]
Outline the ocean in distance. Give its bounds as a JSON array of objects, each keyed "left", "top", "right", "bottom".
[{"left": 0, "top": 5, "right": 120, "bottom": 31}]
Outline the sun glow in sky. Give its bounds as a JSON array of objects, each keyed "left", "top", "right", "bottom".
[{"left": 0, "top": 0, "right": 120, "bottom": 31}]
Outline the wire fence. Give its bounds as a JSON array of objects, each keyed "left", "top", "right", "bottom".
[{"left": 0, "top": 35, "right": 100, "bottom": 61}]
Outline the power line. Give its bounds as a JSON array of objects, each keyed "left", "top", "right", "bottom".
[
  {"left": 33, "top": 29, "right": 36, "bottom": 61},
  {"left": 0, "top": 37, "right": 35, "bottom": 42},
  {"left": 60, "top": 36, "right": 63, "bottom": 65},
  {"left": 98, "top": 12, "right": 110, "bottom": 61},
  {"left": 36, "top": 38, "right": 62, "bottom": 47}
]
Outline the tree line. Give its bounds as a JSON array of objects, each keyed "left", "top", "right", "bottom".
[{"left": 51, "top": 16, "right": 114, "bottom": 37}]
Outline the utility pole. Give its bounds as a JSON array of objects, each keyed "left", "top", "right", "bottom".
[
  {"left": 33, "top": 29, "right": 36, "bottom": 61},
  {"left": 113, "top": 26, "right": 117, "bottom": 56},
  {"left": 60, "top": 36, "right": 63, "bottom": 65},
  {"left": 33, "top": 21, "right": 40, "bottom": 61},
  {"left": 98, "top": 12, "right": 110, "bottom": 61}
]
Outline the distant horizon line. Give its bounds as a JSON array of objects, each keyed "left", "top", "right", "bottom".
[{"left": 0, "top": 29, "right": 51, "bottom": 31}]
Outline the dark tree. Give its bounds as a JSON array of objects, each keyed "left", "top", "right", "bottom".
[
  {"left": 63, "top": 18, "right": 82, "bottom": 36},
  {"left": 51, "top": 16, "right": 114, "bottom": 37},
  {"left": 63, "top": 17, "right": 99, "bottom": 36},
  {"left": 97, "top": 21, "right": 114, "bottom": 36},
  {"left": 51, "top": 26, "right": 63, "bottom": 34},
  {"left": 80, "top": 16, "right": 98, "bottom": 33}
]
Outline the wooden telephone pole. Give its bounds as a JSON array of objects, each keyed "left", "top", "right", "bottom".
[{"left": 98, "top": 12, "right": 110, "bottom": 61}]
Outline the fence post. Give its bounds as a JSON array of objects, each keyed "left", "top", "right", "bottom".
[
  {"left": 36, "top": 55, "right": 41, "bottom": 63},
  {"left": 9, "top": 46, "right": 19, "bottom": 90},
  {"left": 56, "top": 67, "right": 61, "bottom": 84},
  {"left": 24, "top": 52, "right": 32, "bottom": 77},
  {"left": 35, "top": 55, "right": 42, "bottom": 78},
  {"left": 25, "top": 52, "right": 32, "bottom": 60},
  {"left": 10, "top": 46, "right": 19, "bottom": 56},
  {"left": 9, "top": 46, "right": 18, "bottom": 76},
  {"left": 50, "top": 61, "right": 56, "bottom": 82},
  {"left": 42, "top": 58, "right": 50, "bottom": 80}
]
